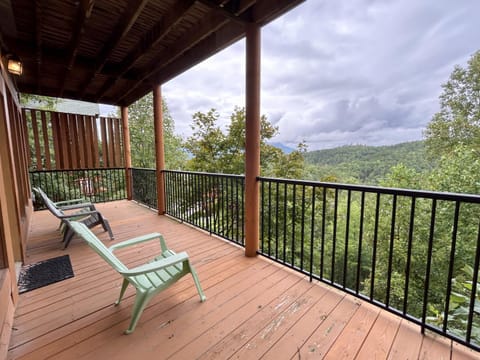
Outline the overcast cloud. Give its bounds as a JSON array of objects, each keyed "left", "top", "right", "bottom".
[{"left": 161, "top": 0, "right": 480, "bottom": 150}]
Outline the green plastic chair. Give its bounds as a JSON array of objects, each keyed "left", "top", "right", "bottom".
[{"left": 68, "top": 221, "right": 206, "bottom": 334}]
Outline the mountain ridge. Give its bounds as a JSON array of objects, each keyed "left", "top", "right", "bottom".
[{"left": 304, "top": 140, "right": 431, "bottom": 184}]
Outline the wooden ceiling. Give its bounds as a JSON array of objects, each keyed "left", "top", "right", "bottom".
[{"left": 0, "top": 0, "right": 304, "bottom": 106}]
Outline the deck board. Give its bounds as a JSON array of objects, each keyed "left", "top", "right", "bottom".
[
  {"left": 7, "top": 200, "right": 480, "bottom": 359},
  {"left": 356, "top": 310, "right": 401, "bottom": 359},
  {"left": 260, "top": 288, "right": 344, "bottom": 360},
  {"left": 322, "top": 303, "right": 380, "bottom": 359}
]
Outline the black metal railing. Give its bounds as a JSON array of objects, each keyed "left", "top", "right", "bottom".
[
  {"left": 164, "top": 170, "right": 245, "bottom": 246},
  {"left": 30, "top": 168, "right": 126, "bottom": 209},
  {"left": 259, "top": 176, "right": 480, "bottom": 351},
  {"left": 131, "top": 168, "right": 158, "bottom": 209},
  {"left": 51, "top": 165, "right": 477, "bottom": 350}
]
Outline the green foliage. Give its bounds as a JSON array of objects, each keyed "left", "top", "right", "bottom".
[
  {"left": 258, "top": 51, "right": 480, "bottom": 342},
  {"left": 380, "top": 164, "right": 423, "bottom": 189},
  {"left": 21, "top": 95, "right": 60, "bottom": 169},
  {"left": 184, "top": 109, "right": 227, "bottom": 172},
  {"left": 128, "top": 94, "right": 187, "bottom": 169},
  {"left": 30, "top": 169, "right": 126, "bottom": 209},
  {"left": 164, "top": 172, "right": 245, "bottom": 244},
  {"left": 427, "top": 265, "right": 480, "bottom": 342},
  {"left": 426, "top": 145, "right": 480, "bottom": 195},
  {"left": 448, "top": 266, "right": 480, "bottom": 342},
  {"left": 424, "top": 50, "right": 480, "bottom": 158},
  {"left": 269, "top": 142, "right": 308, "bottom": 179},
  {"left": 185, "top": 106, "right": 306, "bottom": 177}
]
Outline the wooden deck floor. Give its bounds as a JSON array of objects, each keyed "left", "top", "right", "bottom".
[{"left": 7, "top": 200, "right": 479, "bottom": 359}]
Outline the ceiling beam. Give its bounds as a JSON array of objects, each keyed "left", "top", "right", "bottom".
[
  {"left": 58, "top": 0, "right": 95, "bottom": 97},
  {"left": 237, "top": 0, "right": 258, "bottom": 14},
  {"left": 251, "top": 0, "right": 305, "bottom": 25},
  {"left": 156, "top": 22, "right": 245, "bottom": 85},
  {"left": 115, "top": 0, "right": 306, "bottom": 105},
  {"left": 93, "top": 0, "right": 196, "bottom": 101},
  {"left": 8, "top": 38, "right": 122, "bottom": 77},
  {"left": 77, "top": 0, "right": 149, "bottom": 97},
  {"left": 120, "top": 20, "right": 245, "bottom": 106},
  {"left": 34, "top": 0, "right": 43, "bottom": 93},
  {"left": 94, "top": 0, "right": 149, "bottom": 73},
  {"left": 196, "top": 0, "right": 251, "bottom": 23},
  {"left": 0, "top": 0, "right": 15, "bottom": 55},
  {"left": 16, "top": 83, "right": 98, "bottom": 104},
  {"left": 115, "top": 12, "right": 236, "bottom": 104},
  {"left": 0, "top": 32, "right": 6, "bottom": 54}
]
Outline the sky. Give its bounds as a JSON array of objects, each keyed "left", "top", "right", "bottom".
[{"left": 106, "top": 0, "right": 480, "bottom": 151}]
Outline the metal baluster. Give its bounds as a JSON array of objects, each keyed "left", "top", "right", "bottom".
[
  {"left": 386, "top": 194, "right": 397, "bottom": 308},
  {"left": 403, "top": 197, "right": 416, "bottom": 315},
  {"left": 421, "top": 199, "right": 436, "bottom": 333},
  {"left": 443, "top": 201, "right": 460, "bottom": 332}
]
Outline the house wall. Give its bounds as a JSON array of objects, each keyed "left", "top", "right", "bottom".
[{"left": 0, "top": 52, "right": 33, "bottom": 359}]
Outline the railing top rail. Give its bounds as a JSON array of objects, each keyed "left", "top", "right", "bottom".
[
  {"left": 162, "top": 169, "right": 245, "bottom": 179},
  {"left": 258, "top": 176, "right": 480, "bottom": 203},
  {"left": 30, "top": 167, "right": 126, "bottom": 172},
  {"left": 130, "top": 167, "right": 158, "bottom": 171},
  {"left": 127, "top": 168, "right": 480, "bottom": 203}
]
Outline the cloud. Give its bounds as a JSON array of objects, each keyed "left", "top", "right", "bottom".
[{"left": 161, "top": 0, "right": 480, "bottom": 150}]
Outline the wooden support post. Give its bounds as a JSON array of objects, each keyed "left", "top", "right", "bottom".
[
  {"left": 0, "top": 71, "right": 23, "bottom": 273},
  {"left": 121, "top": 106, "right": 132, "bottom": 200},
  {"left": 153, "top": 85, "right": 166, "bottom": 215},
  {"left": 244, "top": 23, "right": 261, "bottom": 257}
]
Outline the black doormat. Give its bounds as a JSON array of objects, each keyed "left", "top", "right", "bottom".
[{"left": 17, "top": 255, "right": 74, "bottom": 294}]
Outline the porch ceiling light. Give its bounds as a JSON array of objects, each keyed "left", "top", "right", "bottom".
[{"left": 7, "top": 56, "right": 22, "bottom": 75}]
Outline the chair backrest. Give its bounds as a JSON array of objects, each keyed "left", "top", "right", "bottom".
[
  {"left": 33, "top": 187, "right": 65, "bottom": 218},
  {"left": 68, "top": 221, "right": 128, "bottom": 272}
]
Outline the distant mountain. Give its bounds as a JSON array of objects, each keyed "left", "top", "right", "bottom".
[
  {"left": 269, "top": 142, "right": 295, "bottom": 154},
  {"left": 304, "top": 141, "right": 432, "bottom": 184}
]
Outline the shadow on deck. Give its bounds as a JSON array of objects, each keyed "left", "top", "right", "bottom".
[{"left": 8, "top": 200, "right": 479, "bottom": 359}]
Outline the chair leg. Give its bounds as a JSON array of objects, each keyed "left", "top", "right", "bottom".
[
  {"left": 188, "top": 261, "right": 206, "bottom": 302},
  {"left": 115, "top": 279, "right": 129, "bottom": 306},
  {"left": 125, "top": 291, "right": 150, "bottom": 335},
  {"left": 102, "top": 217, "right": 114, "bottom": 240},
  {"left": 62, "top": 226, "right": 75, "bottom": 249}
]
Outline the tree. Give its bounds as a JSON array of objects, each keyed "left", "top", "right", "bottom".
[
  {"left": 424, "top": 51, "right": 480, "bottom": 158},
  {"left": 270, "top": 142, "right": 308, "bottom": 179},
  {"left": 185, "top": 106, "right": 296, "bottom": 176},
  {"left": 184, "top": 109, "right": 226, "bottom": 172},
  {"left": 128, "top": 94, "right": 186, "bottom": 169},
  {"left": 20, "top": 94, "right": 63, "bottom": 168},
  {"left": 426, "top": 145, "right": 480, "bottom": 195},
  {"left": 223, "top": 106, "right": 282, "bottom": 175}
]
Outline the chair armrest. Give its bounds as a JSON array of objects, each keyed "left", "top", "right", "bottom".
[
  {"left": 55, "top": 198, "right": 88, "bottom": 206},
  {"left": 59, "top": 210, "right": 99, "bottom": 219},
  {"left": 109, "top": 232, "right": 168, "bottom": 252},
  {"left": 119, "top": 252, "right": 189, "bottom": 276},
  {"left": 58, "top": 203, "right": 94, "bottom": 211}
]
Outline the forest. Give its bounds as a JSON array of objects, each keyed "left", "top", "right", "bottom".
[{"left": 304, "top": 141, "right": 432, "bottom": 185}]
